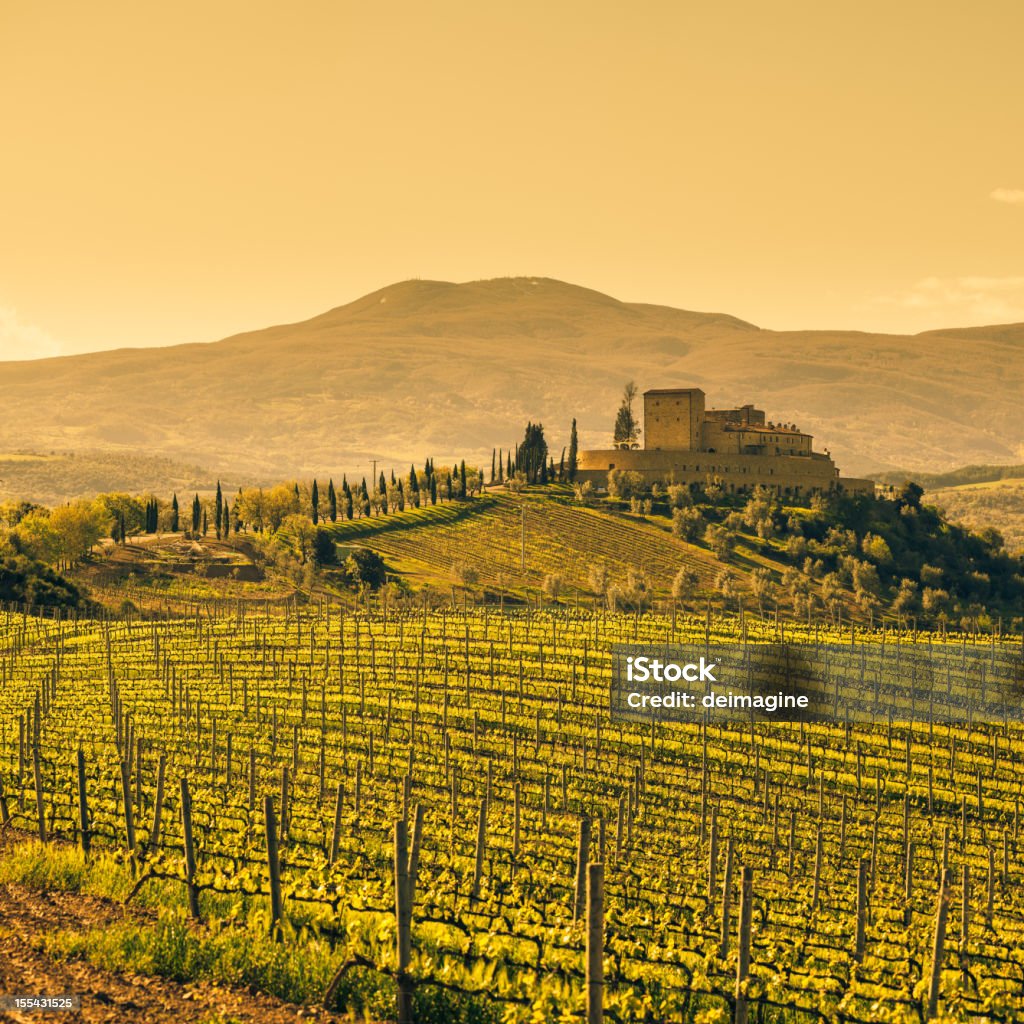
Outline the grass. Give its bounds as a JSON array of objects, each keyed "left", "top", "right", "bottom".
[
  {"left": 39, "top": 914, "right": 344, "bottom": 1008},
  {"left": 0, "top": 840, "right": 497, "bottom": 1023},
  {"left": 0, "top": 840, "right": 367, "bottom": 1012},
  {"left": 0, "top": 839, "right": 135, "bottom": 900}
]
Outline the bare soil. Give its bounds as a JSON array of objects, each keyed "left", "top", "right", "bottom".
[{"left": 0, "top": 882, "right": 351, "bottom": 1024}]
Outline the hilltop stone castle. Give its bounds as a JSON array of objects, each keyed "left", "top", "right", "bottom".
[{"left": 576, "top": 387, "right": 874, "bottom": 498}]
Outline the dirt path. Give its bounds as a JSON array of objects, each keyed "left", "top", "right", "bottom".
[{"left": 0, "top": 883, "right": 349, "bottom": 1024}]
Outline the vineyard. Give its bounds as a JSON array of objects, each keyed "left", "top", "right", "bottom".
[
  {"left": 322, "top": 491, "right": 725, "bottom": 596},
  {"left": 2, "top": 600, "right": 1024, "bottom": 1023}
]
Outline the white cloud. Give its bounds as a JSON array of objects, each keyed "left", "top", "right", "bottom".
[
  {"left": 991, "top": 188, "right": 1024, "bottom": 205},
  {"left": 0, "top": 307, "right": 64, "bottom": 361},
  {"left": 874, "top": 275, "right": 1024, "bottom": 326}
]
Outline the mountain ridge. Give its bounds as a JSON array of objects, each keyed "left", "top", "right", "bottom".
[{"left": 1, "top": 276, "right": 1021, "bottom": 497}]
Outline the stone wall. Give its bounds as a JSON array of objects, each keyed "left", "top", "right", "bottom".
[{"left": 575, "top": 447, "right": 874, "bottom": 497}]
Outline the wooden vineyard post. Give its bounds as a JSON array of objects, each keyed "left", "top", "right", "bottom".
[
  {"left": 616, "top": 797, "right": 624, "bottom": 861},
  {"left": 120, "top": 759, "right": 136, "bottom": 853},
  {"left": 927, "top": 869, "right": 952, "bottom": 1019},
  {"left": 472, "top": 798, "right": 486, "bottom": 901},
  {"left": 960, "top": 864, "right": 970, "bottom": 985},
  {"left": 586, "top": 861, "right": 604, "bottom": 1024},
  {"left": 149, "top": 753, "right": 166, "bottom": 853},
  {"left": 265, "top": 794, "right": 284, "bottom": 930},
  {"left": 986, "top": 846, "right": 995, "bottom": 924},
  {"left": 329, "top": 782, "right": 344, "bottom": 866},
  {"left": 32, "top": 744, "right": 46, "bottom": 843},
  {"left": 513, "top": 781, "right": 521, "bottom": 860},
  {"left": 408, "top": 803, "right": 425, "bottom": 900},
  {"left": 811, "top": 828, "right": 822, "bottom": 911},
  {"left": 180, "top": 777, "right": 201, "bottom": 922},
  {"left": 855, "top": 856, "right": 868, "bottom": 962},
  {"left": 247, "top": 748, "right": 256, "bottom": 813},
  {"left": 904, "top": 841, "right": 915, "bottom": 927},
  {"left": 280, "top": 765, "right": 290, "bottom": 839},
  {"left": 0, "top": 775, "right": 9, "bottom": 827},
  {"left": 76, "top": 748, "right": 90, "bottom": 856},
  {"left": 735, "top": 866, "right": 753, "bottom": 1024},
  {"left": 394, "top": 818, "right": 414, "bottom": 1024},
  {"left": 708, "top": 803, "right": 719, "bottom": 900},
  {"left": 574, "top": 816, "right": 592, "bottom": 921},
  {"left": 719, "top": 837, "right": 734, "bottom": 958}
]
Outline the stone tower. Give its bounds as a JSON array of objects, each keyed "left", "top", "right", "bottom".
[{"left": 643, "top": 388, "right": 705, "bottom": 450}]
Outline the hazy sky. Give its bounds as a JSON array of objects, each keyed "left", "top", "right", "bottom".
[{"left": 2, "top": 1, "right": 1022, "bottom": 360}]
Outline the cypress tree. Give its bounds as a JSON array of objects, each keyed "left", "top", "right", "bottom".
[
  {"left": 519, "top": 423, "right": 548, "bottom": 484},
  {"left": 460, "top": 460, "right": 467, "bottom": 497},
  {"left": 506, "top": 452, "right": 512, "bottom": 479},
  {"left": 567, "top": 418, "right": 579, "bottom": 482},
  {"left": 345, "top": 491, "right": 353, "bottom": 520},
  {"left": 222, "top": 502, "right": 230, "bottom": 537},
  {"left": 558, "top": 447, "right": 565, "bottom": 482},
  {"left": 398, "top": 479, "right": 405, "bottom": 512},
  {"left": 171, "top": 494, "right": 179, "bottom": 532},
  {"left": 202, "top": 508, "right": 208, "bottom": 536},
  {"left": 497, "top": 449, "right": 504, "bottom": 483},
  {"left": 311, "top": 479, "right": 320, "bottom": 525},
  {"left": 408, "top": 465, "right": 420, "bottom": 508},
  {"left": 328, "top": 479, "right": 337, "bottom": 522},
  {"left": 215, "top": 481, "right": 223, "bottom": 539},
  {"left": 192, "top": 494, "right": 201, "bottom": 534},
  {"left": 490, "top": 449, "right": 496, "bottom": 484},
  {"left": 430, "top": 475, "right": 437, "bottom": 505}
]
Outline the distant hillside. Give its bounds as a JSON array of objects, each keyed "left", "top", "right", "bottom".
[
  {"left": 0, "top": 451, "right": 256, "bottom": 507},
  {"left": 924, "top": 479, "right": 1024, "bottom": 555},
  {"left": 872, "top": 463, "right": 1024, "bottom": 553},
  {"left": 2, "top": 277, "right": 1022, "bottom": 497},
  {"left": 876, "top": 464, "right": 1024, "bottom": 489}
]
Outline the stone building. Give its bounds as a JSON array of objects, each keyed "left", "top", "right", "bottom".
[{"left": 576, "top": 387, "right": 874, "bottom": 498}]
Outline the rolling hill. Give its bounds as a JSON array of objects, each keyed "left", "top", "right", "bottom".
[
  {"left": 924, "top": 478, "right": 1024, "bottom": 555},
  {"left": 2, "top": 277, "right": 1022, "bottom": 501}
]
